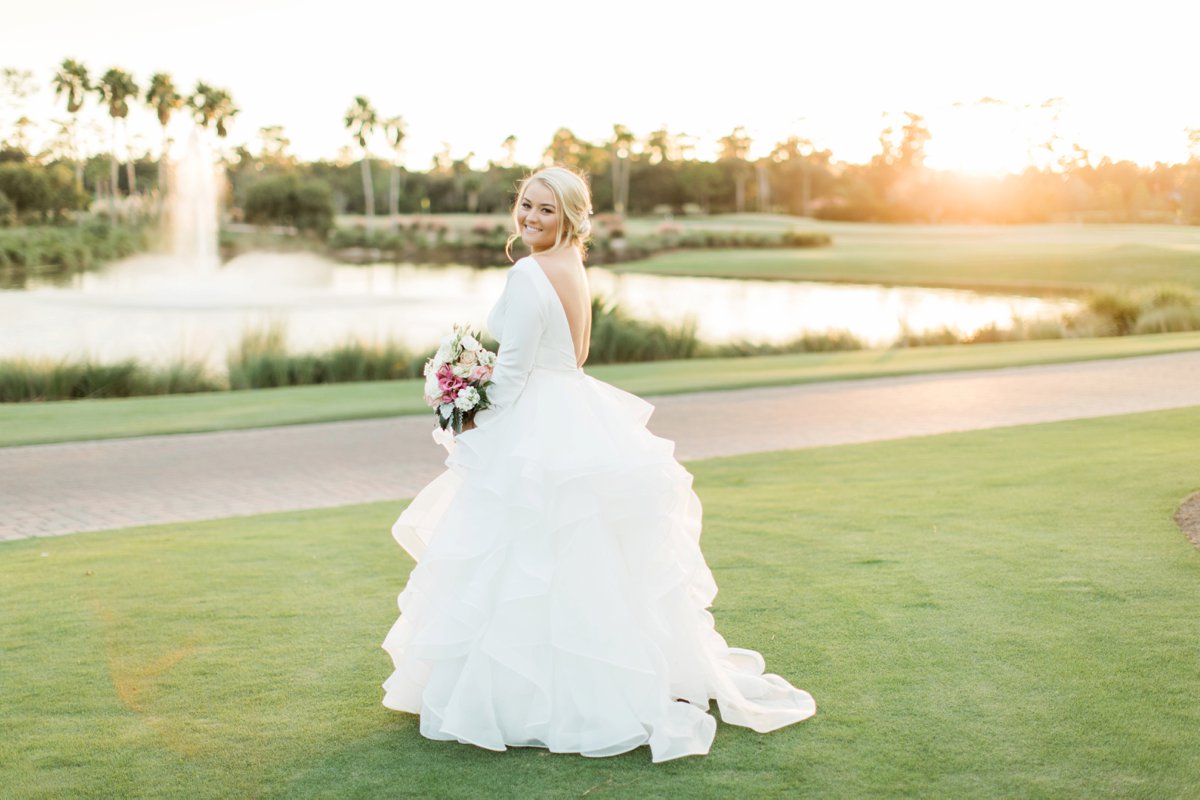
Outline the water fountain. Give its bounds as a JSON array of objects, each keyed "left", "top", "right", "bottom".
[{"left": 167, "top": 127, "right": 221, "bottom": 269}]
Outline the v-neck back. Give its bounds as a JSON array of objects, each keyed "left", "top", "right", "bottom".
[{"left": 526, "top": 255, "right": 586, "bottom": 368}]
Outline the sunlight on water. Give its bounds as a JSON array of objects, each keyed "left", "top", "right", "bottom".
[
  {"left": 588, "top": 271, "right": 1068, "bottom": 346},
  {"left": 0, "top": 253, "right": 1075, "bottom": 371}
]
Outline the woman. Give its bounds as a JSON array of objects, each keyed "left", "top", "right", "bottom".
[{"left": 382, "top": 165, "right": 815, "bottom": 762}]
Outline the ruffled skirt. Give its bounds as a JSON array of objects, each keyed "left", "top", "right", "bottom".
[{"left": 382, "top": 368, "right": 815, "bottom": 762}]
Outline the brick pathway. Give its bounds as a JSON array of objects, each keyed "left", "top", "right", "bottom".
[{"left": 3, "top": 351, "right": 1198, "bottom": 541}]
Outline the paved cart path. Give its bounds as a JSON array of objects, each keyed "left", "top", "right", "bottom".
[{"left": 3, "top": 351, "right": 1198, "bottom": 541}]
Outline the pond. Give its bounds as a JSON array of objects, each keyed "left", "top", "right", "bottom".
[{"left": 0, "top": 251, "right": 1074, "bottom": 371}]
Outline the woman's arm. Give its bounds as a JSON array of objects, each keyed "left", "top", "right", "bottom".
[{"left": 472, "top": 268, "right": 546, "bottom": 427}]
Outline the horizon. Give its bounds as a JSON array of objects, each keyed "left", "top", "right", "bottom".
[{"left": 3, "top": 0, "right": 1199, "bottom": 175}]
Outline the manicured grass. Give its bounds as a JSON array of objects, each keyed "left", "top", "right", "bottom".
[
  {"left": 612, "top": 221, "right": 1200, "bottom": 293},
  {"left": 3, "top": 407, "right": 1198, "bottom": 798},
  {"left": 3, "top": 331, "right": 1199, "bottom": 448}
]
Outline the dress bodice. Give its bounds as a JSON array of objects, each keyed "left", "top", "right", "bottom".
[
  {"left": 472, "top": 257, "right": 581, "bottom": 428},
  {"left": 486, "top": 256, "right": 580, "bottom": 373}
]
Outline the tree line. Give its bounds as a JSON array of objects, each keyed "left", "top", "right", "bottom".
[{"left": 3, "top": 62, "right": 1200, "bottom": 226}]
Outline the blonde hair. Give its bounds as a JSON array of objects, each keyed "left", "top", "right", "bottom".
[{"left": 505, "top": 165, "right": 593, "bottom": 261}]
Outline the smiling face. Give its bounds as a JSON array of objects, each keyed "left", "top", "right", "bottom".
[{"left": 517, "top": 180, "right": 560, "bottom": 253}]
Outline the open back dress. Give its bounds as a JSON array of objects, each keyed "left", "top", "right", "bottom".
[{"left": 382, "top": 255, "right": 816, "bottom": 762}]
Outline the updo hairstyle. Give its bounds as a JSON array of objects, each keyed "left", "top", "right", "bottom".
[{"left": 505, "top": 165, "right": 593, "bottom": 261}]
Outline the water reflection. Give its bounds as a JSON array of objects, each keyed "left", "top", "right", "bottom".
[{"left": 0, "top": 252, "right": 1074, "bottom": 370}]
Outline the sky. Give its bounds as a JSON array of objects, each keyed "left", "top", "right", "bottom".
[{"left": 3, "top": 0, "right": 1199, "bottom": 175}]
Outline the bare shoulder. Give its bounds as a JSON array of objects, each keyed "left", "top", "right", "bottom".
[{"left": 530, "top": 250, "right": 586, "bottom": 285}]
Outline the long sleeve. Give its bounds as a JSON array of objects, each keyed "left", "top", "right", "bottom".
[{"left": 473, "top": 268, "right": 546, "bottom": 428}]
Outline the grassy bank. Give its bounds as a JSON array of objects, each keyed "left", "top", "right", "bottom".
[
  {"left": 2, "top": 331, "right": 1198, "bottom": 448},
  {"left": 0, "top": 221, "right": 147, "bottom": 286},
  {"left": 612, "top": 221, "right": 1200, "bottom": 293},
  {"left": 9, "top": 278, "right": 1200, "bottom": 403},
  {"left": 2, "top": 406, "right": 1197, "bottom": 797}
]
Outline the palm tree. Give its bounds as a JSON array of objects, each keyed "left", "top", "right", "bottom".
[
  {"left": 382, "top": 114, "right": 406, "bottom": 222},
  {"left": 188, "top": 82, "right": 239, "bottom": 139},
  {"left": 451, "top": 153, "right": 475, "bottom": 211},
  {"left": 610, "top": 124, "right": 634, "bottom": 216},
  {"left": 51, "top": 59, "right": 89, "bottom": 193},
  {"left": 645, "top": 127, "right": 671, "bottom": 165},
  {"left": 718, "top": 126, "right": 752, "bottom": 212},
  {"left": 344, "top": 96, "right": 378, "bottom": 218},
  {"left": 500, "top": 134, "right": 518, "bottom": 168},
  {"left": 770, "top": 134, "right": 819, "bottom": 216},
  {"left": 145, "top": 72, "right": 183, "bottom": 200},
  {"left": 1, "top": 68, "right": 37, "bottom": 148},
  {"left": 94, "top": 67, "right": 139, "bottom": 218},
  {"left": 210, "top": 88, "right": 238, "bottom": 139},
  {"left": 543, "top": 127, "right": 586, "bottom": 170},
  {"left": 257, "top": 125, "right": 293, "bottom": 167}
]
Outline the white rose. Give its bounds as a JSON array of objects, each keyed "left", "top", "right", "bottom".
[
  {"left": 454, "top": 386, "right": 480, "bottom": 410},
  {"left": 434, "top": 344, "right": 452, "bottom": 363},
  {"left": 423, "top": 371, "right": 440, "bottom": 404},
  {"left": 452, "top": 364, "right": 470, "bottom": 378},
  {"left": 461, "top": 334, "right": 480, "bottom": 351},
  {"left": 460, "top": 349, "right": 478, "bottom": 366}
]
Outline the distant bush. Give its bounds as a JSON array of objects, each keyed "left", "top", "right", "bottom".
[
  {"left": 893, "top": 326, "right": 964, "bottom": 348},
  {"left": 587, "top": 297, "right": 703, "bottom": 363},
  {"left": 1134, "top": 305, "right": 1200, "bottom": 334},
  {"left": 707, "top": 330, "right": 863, "bottom": 357},
  {"left": 326, "top": 220, "right": 512, "bottom": 266},
  {"left": 1068, "top": 284, "right": 1200, "bottom": 338},
  {"left": 0, "top": 357, "right": 219, "bottom": 402},
  {"left": 242, "top": 174, "right": 335, "bottom": 237},
  {"left": 0, "top": 221, "right": 146, "bottom": 272},
  {"left": 226, "top": 324, "right": 423, "bottom": 390},
  {"left": 14, "top": 281, "right": 1196, "bottom": 402},
  {"left": 588, "top": 298, "right": 862, "bottom": 363},
  {"left": 781, "top": 231, "right": 832, "bottom": 248},
  {"left": 322, "top": 218, "right": 832, "bottom": 267},
  {"left": 662, "top": 229, "right": 830, "bottom": 249},
  {"left": 0, "top": 162, "right": 86, "bottom": 222}
]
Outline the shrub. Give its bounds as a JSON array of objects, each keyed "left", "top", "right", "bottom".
[
  {"left": 243, "top": 174, "right": 335, "bottom": 237},
  {"left": 1133, "top": 305, "right": 1200, "bottom": 334},
  {"left": 1139, "top": 284, "right": 1200, "bottom": 312},
  {"left": 0, "top": 221, "right": 144, "bottom": 271},
  {"left": 706, "top": 330, "right": 862, "bottom": 357},
  {"left": 781, "top": 231, "right": 832, "bottom": 248},
  {"left": 1077, "top": 289, "right": 1141, "bottom": 336},
  {"left": 893, "top": 326, "right": 964, "bottom": 347},
  {"left": 1068, "top": 284, "right": 1200, "bottom": 338},
  {"left": 587, "top": 297, "right": 702, "bottom": 364},
  {"left": 0, "top": 162, "right": 85, "bottom": 221},
  {"left": 0, "top": 357, "right": 219, "bottom": 401},
  {"left": 226, "top": 323, "right": 420, "bottom": 390}
]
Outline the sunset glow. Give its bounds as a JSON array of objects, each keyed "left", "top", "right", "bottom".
[{"left": 3, "top": 0, "right": 1198, "bottom": 173}]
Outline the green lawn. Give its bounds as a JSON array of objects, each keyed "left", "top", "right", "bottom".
[
  {"left": 612, "top": 220, "right": 1200, "bottom": 293},
  {"left": 2, "top": 406, "right": 1198, "bottom": 797},
  {"left": 3, "top": 331, "right": 1199, "bottom": 448},
  {"left": 335, "top": 214, "right": 1200, "bottom": 293}
]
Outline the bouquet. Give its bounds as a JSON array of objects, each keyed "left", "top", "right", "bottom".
[{"left": 423, "top": 324, "right": 495, "bottom": 434}]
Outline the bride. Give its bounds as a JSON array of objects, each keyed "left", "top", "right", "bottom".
[{"left": 382, "top": 165, "right": 815, "bottom": 762}]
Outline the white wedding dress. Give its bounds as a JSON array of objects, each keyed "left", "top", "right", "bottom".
[{"left": 382, "top": 255, "right": 815, "bottom": 762}]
